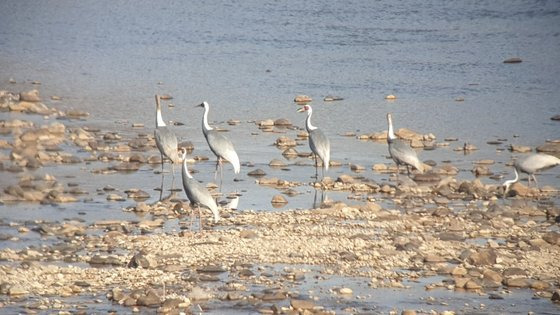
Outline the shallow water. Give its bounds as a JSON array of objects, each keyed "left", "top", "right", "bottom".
[{"left": 1, "top": 0, "right": 560, "bottom": 312}]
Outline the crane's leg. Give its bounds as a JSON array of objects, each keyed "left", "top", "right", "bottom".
[
  {"left": 170, "top": 163, "right": 175, "bottom": 191},
  {"left": 314, "top": 154, "right": 319, "bottom": 181},
  {"left": 198, "top": 205, "right": 203, "bottom": 232},
  {"left": 189, "top": 204, "right": 195, "bottom": 230},
  {"left": 395, "top": 163, "right": 400, "bottom": 181},
  {"left": 406, "top": 165, "right": 411, "bottom": 177},
  {"left": 219, "top": 159, "right": 224, "bottom": 191},
  {"left": 532, "top": 174, "right": 539, "bottom": 188}
]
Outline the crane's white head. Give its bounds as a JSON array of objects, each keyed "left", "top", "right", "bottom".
[
  {"left": 196, "top": 101, "right": 210, "bottom": 109},
  {"left": 297, "top": 104, "right": 312, "bottom": 113}
]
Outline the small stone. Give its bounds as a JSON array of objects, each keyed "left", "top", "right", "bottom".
[
  {"left": 542, "top": 231, "right": 560, "bottom": 245},
  {"left": 504, "top": 277, "right": 530, "bottom": 288},
  {"left": 271, "top": 194, "right": 288, "bottom": 204},
  {"left": 294, "top": 95, "right": 312, "bottom": 103},
  {"left": 248, "top": 169, "right": 266, "bottom": 176},
  {"left": 503, "top": 57, "right": 522, "bottom": 63},
  {"left": 401, "top": 310, "right": 417, "bottom": 315},
  {"left": 290, "top": 299, "right": 316, "bottom": 310},
  {"left": 385, "top": 94, "right": 396, "bottom": 100},
  {"left": 338, "top": 287, "right": 353, "bottom": 295},
  {"left": 20, "top": 89, "right": 41, "bottom": 102}
]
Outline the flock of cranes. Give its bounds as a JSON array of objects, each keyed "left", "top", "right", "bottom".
[{"left": 153, "top": 95, "right": 560, "bottom": 225}]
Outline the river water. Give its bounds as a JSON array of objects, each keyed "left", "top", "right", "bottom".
[{"left": 1, "top": 1, "right": 560, "bottom": 312}]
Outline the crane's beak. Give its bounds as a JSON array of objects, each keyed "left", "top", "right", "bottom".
[
  {"left": 195, "top": 103, "right": 204, "bottom": 108},
  {"left": 296, "top": 107, "right": 305, "bottom": 113}
]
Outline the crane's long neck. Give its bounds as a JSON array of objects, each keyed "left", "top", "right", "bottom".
[
  {"left": 387, "top": 115, "right": 396, "bottom": 141},
  {"left": 503, "top": 167, "right": 519, "bottom": 194},
  {"left": 305, "top": 109, "right": 317, "bottom": 131},
  {"left": 202, "top": 103, "right": 213, "bottom": 135},
  {"left": 156, "top": 106, "right": 166, "bottom": 127},
  {"left": 182, "top": 155, "right": 193, "bottom": 179}
]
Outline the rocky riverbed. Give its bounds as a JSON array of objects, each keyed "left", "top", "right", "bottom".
[{"left": 1, "top": 88, "right": 560, "bottom": 314}]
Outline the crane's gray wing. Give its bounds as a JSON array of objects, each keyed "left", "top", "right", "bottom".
[
  {"left": 155, "top": 126, "right": 178, "bottom": 162},
  {"left": 309, "top": 129, "right": 330, "bottom": 165},
  {"left": 206, "top": 131, "right": 240, "bottom": 172},
  {"left": 389, "top": 139, "right": 423, "bottom": 171},
  {"left": 517, "top": 153, "right": 560, "bottom": 174},
  {"left": 183, "top": 177, "right": 220, "bottom": 222}
]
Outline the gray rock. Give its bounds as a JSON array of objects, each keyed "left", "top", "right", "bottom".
[
  {"left": 128, "top": 253, "right": 157, "bottom": 269},
  {"left": 137, "top": 289, "right": 161, "bottom": 306}
]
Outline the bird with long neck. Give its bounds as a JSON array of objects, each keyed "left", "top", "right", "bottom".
[
  {"left": 179, "top": 148, "right": 220, "bottom": 227},
  {"left": 502, "top": 153, "right": 560, "bottom": 195},
  {"left": 297, "top": 105, "right": 330, "bottom": 181},
  {"left": 386, "top": 113, "right": 424, "bottom": 180},
  {"left": 154, "top": 94, "right": 179, "bottom": 198},
  {"left": 197, "top": 101, "right": 240, "bottom": 188}
]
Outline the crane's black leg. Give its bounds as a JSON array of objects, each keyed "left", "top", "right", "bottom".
[
  {"left": 532, "top": 174, "right": 539, "bottom": 188},
  {"left": 198, "top": 205, "right": 203, "bottom": 232},
  {"left": 314, "top": 154, "right": 319, "bottom": 181},
  {"left": 395, "top": 163, "right": 400, "bottom": 181},
  {"left": 170, "top": 163, "right": 175, "bottom": 191}
]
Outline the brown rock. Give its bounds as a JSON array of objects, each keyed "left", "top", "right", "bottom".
[
  {"left": 536, "top": 142, "right": 560, "bottom": 153},
  {"left": 20, "top": 89, "right": 41, "bottom": 102},
  {"left": 290, "top": 299, "right": 316, "bottom": 310},
  {"left": 504, "top": 277, "right": 530, "bottom": 288},
  {"left": 137, "top": 289, "right": 161, "bottom": 306},
  {"left": 294, "top": 95, "right": 312, "bottom": 103},
  {"left": 271, "top": 194, "right": 287, "bottom": 204},
  {"left": 543, "top": 232, "right": 560, "bottom": 245},
  {"left": 466, "top": 249, "right": 497, "bottom": 266}
]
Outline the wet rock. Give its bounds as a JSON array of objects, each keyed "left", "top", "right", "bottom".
[
  {"left": 465, "top": 279, "right": 482, "bottom": 290},
  {"left": 503, "top": 267, "right": 526, "bottom": 277},
  {"left": 542, "top": 232, "right": 560, "bottom": 245},
  {"left": 66, "top": 109, "right": 90, "bottom": 118},
  {"left": 350, "top": 164, "right": 365, "bottom": 172},
  {"left": 8, "top": 285, "right": 28, "bottom": 296},
  {"left": 530, "top": 280, "right": 550, "bottom": 290},
  {"left": 258, "top": 119, "right": 274, "bottom": 127},
  {"left": 274, "top": 118, "right": 292, "bottom": 126},
  {"left": 137, "top": 289, "right": 162, "bottom": 306},
  {"left": 385, "top": 94, "right": 396, "bottom": 100},
  {"left": 188, "top": 287, "right": 211, "bottom": 301},
  {"left": 504, "top": 277, "right": 530, "bottom": 288},
  {"left": 294, "top": 95, "right": 312, "bottom": 103},
  {"left": 424, "top": 254, "right": 446, "bottom": 263},
  {"left": 536, "top": 142, "right": 560, "bottom": 153},
  {"left": 337, "top": 174, "right": 354, "bottom": 184},
  {"left": 472, "top": 165, "right": 492, "bottom": 176},
  {"left": 282, "top": 147, "right": 298, "bottom": 158},
  {"left": 290, "top": 299, "right": 316, "bottom": 310},
  {"left": 324, "top": 95, "right": 344, "bottom": 101},
  {"left": 128, "top": 252, "right": 158, "bottom": 269},
  {"left": 414, "top": 172, "right": 440, "bottom": 182},
  {"left": 20, "top": 89, "right": 41, "bottom": 102},
  {"left": 106, "top": 194, "right": 126, "bottom": 201},
  {"left": 112, "top": 162, "right": 140, "bottom": 172},
  {"left": 401, "top": 310, "right": 417, "bottom": 315},
  {"left": 338, "top": 287, "right": 353, "bottom": 295},
  {"left": 551, "top": 115, "right": 560, "bottom": 121},
  {"left": 509, "top": 145, "right": 532, "bottom": 153},
  {"left": 269, "top": 159, "right": 286, "bottom": 167},
  {"left": 503, "top": 57, "right": 522, "bottom": 63},
  {"left": 271, "top": 194, "right": 288, "bottom": 204},
  {"left": 552, "top": 290, "right": 560, "bottom": 302},
  {"left": 464, "top": 249, "right": 497, "bottom": 266},
  {"left": 248, "top": 169, "right": 266, "bottom": 176},
  {"left": 275, "top": 137, "right": 296, "bottom": 147},
  {"left": 483, "top": 269, "right": 502, "bottom": 284}
]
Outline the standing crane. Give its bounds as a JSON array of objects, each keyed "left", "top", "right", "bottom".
[
  {"left": 154, "top": 94, "right": 179, "bottom": 198},
  {"left": 297, "top": 105, "right": 330, "bottom": 180},
  {"left": 386, "top": 113, "right": 424, "bottom": 179},
  {"left": 503, "top": 153, "right": 560, "bottom": 194},
  {"left": 196, "top": 101, "right": 240, "bottom": 188},
  {"left": 179, "top": 148, "right": 220, "bottom": 228}
]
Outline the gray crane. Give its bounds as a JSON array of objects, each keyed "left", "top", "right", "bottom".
[
  {"left": 297, "top": 105, "right": 330, "bottom": 180},
  {"left": 386, "top": 113, "right": 424, "bottom": 179},
  {"left": 503, "top": 153, "right": 560, "bottom": 194},
  {"left": 196, "top": 101, "right": 240, "bottom": 186},
  {"left": 179, "top": 148, "right": 220, "bottom": 226},
  {"left": 154, "top": 95, "right": 179, "bottom": 196}
]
